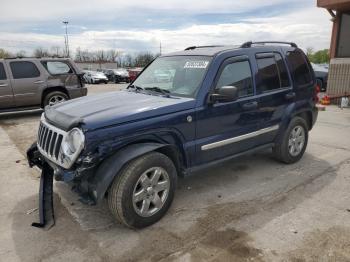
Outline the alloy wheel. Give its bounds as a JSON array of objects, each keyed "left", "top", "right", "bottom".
[{"left": 132, "top": 167, "right": 170, "bottom": 217}]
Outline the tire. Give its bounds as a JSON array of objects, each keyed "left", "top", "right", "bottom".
[
  {"left": 108, "top": 152, "right": 177, "bottom": 229},
  {"left": 272, "top": 117, "right": 309, "bottom": 164},
  {"left": 43, "top": 91, "right": 68, "bottom": 107}
]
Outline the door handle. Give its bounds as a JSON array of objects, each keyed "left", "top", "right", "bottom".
[
  {"left": 242, "top": 101, "right": 258, "bottom": 110},
  {"left": 285, "top": 92, "right": 296, "bottom": 100},
  {"left": 0, "top": 83, "right": 8, "bottom": 87},
  {"left": 34, "top": 80, "right": 45, "bottom": 84}
]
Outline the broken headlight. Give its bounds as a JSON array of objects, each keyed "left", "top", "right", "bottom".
[{"left": 61, "top": 128, "right": 85, "bottom": 165}]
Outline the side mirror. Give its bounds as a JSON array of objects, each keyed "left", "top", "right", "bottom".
[{"left": 210, "top": 85, "right": 239, "bottom": 103}]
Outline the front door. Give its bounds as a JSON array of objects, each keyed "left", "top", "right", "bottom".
[
  {"left": 8, "top": 60, "right": 46, "bottom": 107},
  {"left": 0, "top": 61, "right": 14, "bottom": 109},
  {"left": 195, "top": 56, "right": 261, "bottom": 165}
]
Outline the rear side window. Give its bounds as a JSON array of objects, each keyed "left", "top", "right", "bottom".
[
  {"left": 256, "top": 53, "right": 291, "bottom": 92},
  {"left": 42, "top": 61, "right": 73, "bottom": 75},
  {"left": 0, "top": 63, "right": 6, "bottom": 80},
  {"left": 10, "top": 61, "right": 40, "bottom": 79},
  {"left": 216, "top": 60, "right": 253, "bottom": 98},
  {"left": 286, "top": 50, "right": 312, "bottom": 87},
  {"left": 256, "top": 56, "right": 280, "bottom": 92}
]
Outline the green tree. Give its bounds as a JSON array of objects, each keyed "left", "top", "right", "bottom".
[
  {"left": 0, "top": 48, "right": 13, "bottom": 58},
  {"left": 307, "top": 49, "right": 330, "bottom": 64}
]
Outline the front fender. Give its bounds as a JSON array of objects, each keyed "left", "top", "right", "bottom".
[{"left": 90, "top": 143, "right": 168, "bottom": 204}]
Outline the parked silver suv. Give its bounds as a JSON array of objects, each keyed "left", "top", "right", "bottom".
[{"left": 0, "top": 58, "right": 87, "bottom": 111}]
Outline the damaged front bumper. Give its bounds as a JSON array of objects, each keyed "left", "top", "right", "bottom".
[
  {"left": 27, "top": 143, "right": 55, "bottom": 229},
  {"left": 27, "top": 143, "right": 98, "bottom": 229}
]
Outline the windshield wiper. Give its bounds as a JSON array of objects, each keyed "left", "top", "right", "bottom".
[
  {"left": 127, "top": 84, "right": 144, "bottom": 91},
  {"left": 145, "top": 87, "right": 170, "bottom": 96}
]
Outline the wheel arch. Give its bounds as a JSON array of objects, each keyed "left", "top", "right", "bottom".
[
  {"left": 41, "top": 86, "right": 69, "bottom": 107},
  {"left": 296, "top": 111, "right": 313, "bottom": 131},
  {"left": 91, "top": 142, "right": 183, "bottom": 204}
]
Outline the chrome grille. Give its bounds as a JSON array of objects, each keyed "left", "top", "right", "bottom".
[{"left": 37, "top": 117, "right": 67, "bottom": 168}]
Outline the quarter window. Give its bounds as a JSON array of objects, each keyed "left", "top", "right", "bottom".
[
  {"left": 10, "top": 61, "right": 40, "bottom": 79},
  {"left": 0, "top": 63, "right": 6, "bottom": 80},
  {"left": 42, "top": 61, "right": 73, "bottom": 75},
  {"left": 275, "top": 53, "right": 290, "bottom": 88},
  {"left": 216, "top": 60, "right": 253, "bottom": 98},
  {"left": 286, "top": 50, "right": 312, "bottom": 87}
]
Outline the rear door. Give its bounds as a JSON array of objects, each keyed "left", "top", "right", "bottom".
[
  {"left": 9, "top": 60, "right": 47, "bottom": 107},
  {"left": 254, "top": 52, "right": 294, "bottom": 146},
  {"left": 195, "top": 56, "right": 261, "bottom": 165},
  {"left": 0, "top": 61, "right": 14, "bottom": 109}
]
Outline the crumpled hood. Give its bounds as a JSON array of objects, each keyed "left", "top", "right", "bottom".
[{"left": 45, "top": 90, "right": 195, "bottom": 131}]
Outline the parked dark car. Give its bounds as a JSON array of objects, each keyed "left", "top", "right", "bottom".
[
  {"left": 28, "top": 41, "right": 318, "bottom": 229},
  {"left": 103, "top": 68, "right": 130, "bottom": 83},
  {"left": 0, "top": 58, "right": 87, "bottom": 111},
  {"left": 312, "top": 63, "right": 328, "bottom": 91}
]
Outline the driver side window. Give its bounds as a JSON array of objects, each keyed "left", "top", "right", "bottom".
[{"left": 216, "top": 60, "right": 253, "bottom": 98}]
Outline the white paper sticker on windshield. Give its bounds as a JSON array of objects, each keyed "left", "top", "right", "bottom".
[{"left": 184, "top": 61, "right": 209, "bottom": 69}]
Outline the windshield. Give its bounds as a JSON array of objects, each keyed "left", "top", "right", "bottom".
[{"left": 132, "top": 56, "right": 212, "bottom": 98}]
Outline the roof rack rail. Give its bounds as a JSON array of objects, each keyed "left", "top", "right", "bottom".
[
  {"left": 184, "top": 45, "right": 224, "bottom": 51},
  {"left": 240, "top": 41, "right": 298, "bottom": 48},
  {"left": 4, "top": 56, "right": 67, "bottom": 59}
]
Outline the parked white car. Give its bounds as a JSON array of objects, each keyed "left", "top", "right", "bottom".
[{"left": 83, "top": 71, "right": 108, "bottom": 84}]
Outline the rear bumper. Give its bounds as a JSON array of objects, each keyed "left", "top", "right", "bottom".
[
  {"left": 92, "top": 79, "right": 108, "bottom": 84},
  {"left": 115, "top": 76, "right": 130, "bottom": 82}
]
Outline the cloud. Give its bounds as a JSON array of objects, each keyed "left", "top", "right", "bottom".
[
  {"left": 0, "top": 1, "right": 332, "bottom": 55},
  {"left": 0, "top": 0, "right": 307, "bottom": 22}
]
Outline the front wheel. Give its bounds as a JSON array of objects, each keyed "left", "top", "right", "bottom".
[
  {"left": 108, "top": 152, "right": 177, "bottom": 228},
  {"left": 273, "top": 117, "right": 309, "bottom": 164}
]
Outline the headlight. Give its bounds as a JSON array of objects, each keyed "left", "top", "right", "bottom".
[{"left": 61, "top": 128, "right": 85, "bottom": 156}]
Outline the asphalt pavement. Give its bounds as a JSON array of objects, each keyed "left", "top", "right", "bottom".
[{"left": 1, "top": 84, "right": 350, "bottom": 261}]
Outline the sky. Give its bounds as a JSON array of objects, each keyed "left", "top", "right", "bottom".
[{"left": 0, "top": 0, "right": 332, "bottom": 56}]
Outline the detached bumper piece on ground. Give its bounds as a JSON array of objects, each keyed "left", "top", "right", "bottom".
[{"left": 27, "top": 143, "right": 55, "bottom": 229}]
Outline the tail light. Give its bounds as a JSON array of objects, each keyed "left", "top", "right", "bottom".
[{"left": 314, "top": 84, "right": 320, "bottom": 103}]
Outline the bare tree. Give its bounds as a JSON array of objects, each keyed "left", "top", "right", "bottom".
[
  {"left": 106, "top": 49, "right": 122, "bottom": 62},
  {"left": 51, "top": 46, "right": 62, "bottom": 57},
  {"left": 33, "top": 47, "right": 50, "bottom": 57},
  {"left": 134, "top": 52, "right": 155, "bottom": 67},
  {"left": 15, "top": 50, "right": 26, "bottom": 58}
]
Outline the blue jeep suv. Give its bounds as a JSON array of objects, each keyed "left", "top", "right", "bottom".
[{"left": 27, "top": 41, "right": 318, "bottom": 229}]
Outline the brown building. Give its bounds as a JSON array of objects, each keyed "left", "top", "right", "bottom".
[{"left": 317, "top": 0, "right": 350, "bottom": 98}]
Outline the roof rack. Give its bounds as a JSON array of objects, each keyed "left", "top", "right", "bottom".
[
  {"left": 4, "top": 56, "right": 67, "bottom": 59},
  {"left": 240, "top": 41, "right": 298, "bottom": 48},
  {"left": 184, "top": 45, "right": 224, "bottom": 51}
]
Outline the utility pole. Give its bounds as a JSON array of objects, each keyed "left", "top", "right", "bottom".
[
  {"left": 62, "top": 21, "right": 69, "bottom": 57},
  {"left": 159, "top": 41, "right": 162, "bottom": 56}
]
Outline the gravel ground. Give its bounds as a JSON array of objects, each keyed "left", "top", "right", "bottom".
[{"left": 1, "top": 85, "right": 350, "bottom": 261}]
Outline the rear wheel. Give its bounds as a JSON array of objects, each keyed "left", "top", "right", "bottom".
[
  {"left": 43, "top": 91, "right": 68, "bottom": 107},
  {"left": 108, "top": 152, "right": 177, "bottom": 228},
  {"left": 273, "top": 117, "right": 308, "bottom": 164}
]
